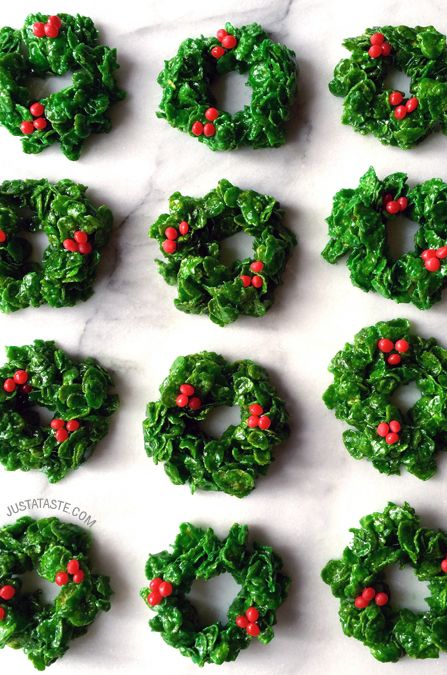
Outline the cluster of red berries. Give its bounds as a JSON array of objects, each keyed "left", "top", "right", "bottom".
[
  {"left": 147, "top": 577, "right": 173, "bottom": 606},
  {"left": 175, "top": 384, "right": 201, "bottom": 411},
  {"left": 20, "top": 101, "right": 48, "bottom": 135},
  {"left": 235, "top": 606, "right": 261, "bottom": 637},
  {"left": 388, "top": 91, "right": 419, "bottom": 120},
  {"left": 55, "top": 559, "right": 85, "bottom": 586},
  {"left": 376, "top": 420, "right": 401, "bottom": 445},
  {"left": 0, "top": 229, "right": 6, "bottom": 244},
  {"left": 50, "top": 418, "right": 80, "bottom": 443},
  {"left": 63, "top": 230, "right": 92, "bottom": 255},
  {"left": 162, "top": 220, "right": 189, "bottom": 254},
  {"left": 210, "top": 28, "right": 238, "bottom": 60},
  {"left": 354, "top": 586, "right": 389, "bottom": 609},
  {"left": 0, "top": 584, "right": 16, "bottom": 621},
  {"left": 247, "top": 403, "right": 271, "bottom": 430},
  {"left": 240, "top": 261, "right": 264, "bottom": 288},
  {"left": 367, "top": 33, "right": 392, "bottom": 58},
  {"left": 440, "top": 557, "right": 447, "bottom": 573},
  {"left": 377, "top": 337, "right": 409, "bottom": 366},
  {"left": 382, "top": 193, "right": 408, "bottom": 214},
  {"left": 32, "top": 15, "right": 62, "bottom": 39},
  {"left": 192, "top": 107, "right": 219, "bottom": 138},
  {"left": 420, "top": 246, "right": 447, "bottom": 272},
  {"left": 3, "top": 369, "right": 32, "bottom": 395}
]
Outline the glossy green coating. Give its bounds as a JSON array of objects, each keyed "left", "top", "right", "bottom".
[
  {"left": 0, "top": 178, "right": 113, "bottom": 312},
  {"left": 323, "top": 318, "right": 447, "bottom": 480},
  {"left": 322, "top": 167, "right": 447, "bottom": 309},
  {"left": 0, "top": 13, "right": 125, "bottom": 160},
  {"left": 0, "top": 516, "right": 112, "bottom": 670},
  {"left": 322, "top": 502, "right": 447, "bottom": 662},
  {"left": 149, "top": 179, "right": 296, "bottom": 326},
  {"left": 157, "top": 22, "right": 297, "bottom": 150},
  {"left": 143, "top": 352, "right": 289, "bottom": 497},
  {"left": 330, "top": 26, "right": 447, "bottom": 148},
  {"left": 0, "top": 340, "right": 118, "bottom": 482},
  {"left": 141, "top": 522, "right": 290, "bottom": 666}
]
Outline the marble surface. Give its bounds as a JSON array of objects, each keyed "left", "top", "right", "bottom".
[{"left": 2, "top": 0, "right": 447, "bottom": 673}]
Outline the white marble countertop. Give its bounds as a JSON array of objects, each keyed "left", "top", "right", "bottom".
[{"left": 2, "top": 0, "right": 447, "bottom": 674}]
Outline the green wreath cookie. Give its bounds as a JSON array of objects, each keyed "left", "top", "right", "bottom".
[
  {"left": 330, "top": 26, "right": 447, "bottom": 148},
  {"left": 322, "top": 167, "right": 447, "bottom": 309},
  {"left": 322, "top": 502, "right": 447, "bottom": 662},
  {"left": 140, "top": 522, "right": 289, "bottom": 666},
  {"left": 0, "top": 178, "right": 113, "bottom": 312},
  {"left": 143, "top": 351, "right": 289, "bottom": 497},
  {"left": 0, "top": 516, "right": 112, "bottom": 670},
  {"left": 150, "top": 179, "right": 296, "bottom": 327},
  {"left": 157, "top": 22, "right": 297, "bottom": 150},
  {"left": 0, "top": 339, "right": 118, "bottom": 482},
  {"left": 0, "top": 13, "right": 125, "bottom": 160},
  {"left": 323, "top": 318, "right": 447, "bottom": 480}
]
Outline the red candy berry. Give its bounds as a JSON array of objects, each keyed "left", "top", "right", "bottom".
[
  {"left": 355, "top": 596, "right": 368, "bottom": 609},
  {"left": 33, "top": 117, "right": 47, "bottom": 130},
  {"left": 425, "top": 256, "right": 441, "bottom": 272},
  {"left": 30, "top": 102, "right": 44, "bottom": 117},
  {"left": 179, "top": 221, "right": 189, "bottom": 235},
  {"left": 50, "top": 419, "right": 65, "bottom": 430},
  {"left": 240, "top": 275, "right": 251, "bottom": 287},
  {"left": 66, "top": 419, "right": 80, "bottom": 432},
  {"left": 378, "top": 338, "right": 394, "bottom": 353},
  {"left": 20, "top": 120, "right": 34, "bottom": 135},
  {"left": 386, "top": 432, "right": 399, "bottom": 445},
  {"left": 73, "top": 570, "right": 85, "bottom": 584},
  {"left": 381, "top": 42, "right": 392, "bottom": 56},
  {"left": 395, "top": 339, "right": 409, "bottom": 353},
  {"left": 386, "top": 200, "right": 400, "bottom": 214},
  {"left": 222, "top": 35, "right": 237, "bottom": 49},
  {"left": 421, "top": 249, "right": 436, "bottom": 261},
  {"left": 205, "top": 108, "right": 219, "bottom": 121},
  {"left": 22, "top": 384, "right": 32, "bottom": 394},
  {"left": 191, "top": 121, "right": 204, "bottom": 136},
  {"left": 211, "top": 46, "right": 225, "bottom": 59},
  {"left": 370, "top": 33, "right": 385, "bottom": 45},
  {"left": 247, "top": 415, "right": 260, "bottom": 428},
  {"left": 394, "top": 105, "right": 407, "bottom": 120},
  {"left": 63, "top": 239, "right": 79, "bottom": 252},
  {"left": 149, "top": 577, "right": 162, "bottom": 591},
  {"left": 44, "top": 23, "right": 59, "bottom": 38},
  {"left": 165, "top": 227, "right": 178, "bottom": 241},
  {"left": 436, "top": 246, "right": 447, "bottom": 259},
  {"left": 216, "top": 29, "right": 228, "bottom": 42},
  {"left": 377, "top": 422, "right": 389, "bottom": 437},
  {"left": 32, "top": 22, "right": 46, "bottom": 37},
  {"left": 148, "top": 591, "right": 162, "bottom": 606},
  {"left": 3, "top": 379, "right": 16, "bottom": 393},
  {"left": 389, "top": 420, "right": 401, "bottom": 433},
  {"left": 0, "top": 585, "right": 16, "bottom": 600},
  {"left": 74, "top": 231, "right": 88, "bottom": 244},
  {"left": 441, "top": 559, "right": 447, "bottom": 573},
  {"left": 0, "top": 230, "right": 6, "bottom": 243},
  {"left": 258, "top": 416, "right": 271, "bottom": 430},
  {"left": 48, "top": 15, "right": 62, "bottom": 29},
  {"left": 397, "top": 197, "right": 408, "bottom": 211},
  {"left": 176, "top": 394, "right": 189, "bottom": 408},
  {"left": 55, "top": 428, "right": 69, "bottom": 443},
  {"left": 67, "top": 559, "right": 80, "bottom": 575},
  {"left": 368, "top": 45, "right": 382, "bottom": 58},
  {"left": 0, "top": 607, "right": 6, "bottom": 621},
  {"left": 14, "top": 370, "right": 28, "bottom": 385},
  {"left": 362, "top": 587, "right": 376, "bottom": 603},
  {"left": 245, "top": 607, "right": 259, "bottom": 622},
  {"left": 203, "top": 123, "right": 216, "bottom": 137},
  {"left": 55, "top": 571, "right": 69, "bottom": 586},
  {"left": 375, "top": 592, "right": 389, "bottom": 606},
  {"left": 249, "top": 403, "right": 263, "bottom": 416},
  {"left": 389, "top": 91, "right": 403, "bottom": 106},
  {"left": 180, "top": 384, "right": 195, "bottom": 396},
  {"left": 162, "top": 240, "right": 177, "bottom": 254},
  {"left": 250, "top": 261, "right": 264, "bottom": 273},
  {"left": 387, "top": 353, "right": 401, "bottom": 366},
  {"left": 78, "top": 242, "right": 92, "bottom": 255},
  {"left": 406, "top": 97, "right": 419, "bottom": 113},
  {"left": 159, "top": 581, "right": 173, "bottom": 597},
  {"left": 382, "top": 193, "right": 393, "bottom": 205},
  {"left": 246, "top": 622, "right": 260, "bottom": 637},
  {"left": 251, "top": 276, "right": 263, "bottom": 288},
  {"left": 188, "top": 397, "right": 201, "bottom": 410},
  {"left": 236, "top": 615, "right": 248, "bottom": 628}
]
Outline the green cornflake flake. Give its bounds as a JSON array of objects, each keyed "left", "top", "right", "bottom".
[
  {"left": 0, "top": 340, "right": 118, "bottom": 482},
  {"left": 0, "top": 516, "right": 112, "bottom": 670},
  {"left": 141, "top": 522, "right": 290, "bottom": 666},
  {"left": 322, "top": 502, "right": 447, "bottom": 662},
  {"left": 143, "top": 352, "right": 289, "bottom": 498},
  {"left": 157, "top": 22, "right": 297, "bottom": 150},
  {"left": 149, "top": 179, "right": 296, "bottom": 327}
]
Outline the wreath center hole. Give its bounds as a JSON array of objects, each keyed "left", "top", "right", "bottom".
[
  {"left": 385, "top": 564, "right": 429, "bottom": 612},
  {"left": 19, "top": 569, "right": 60, "bottom": 603},
  {"left": 390, "top": 382, "right": 421, "bottom": 414},
  {"left": 201, "top": 406, "right": 241, "bottom": 438},
  {"left": 187, "top": 572, "right": 241, "bottom": 626},
  {"left": 28, "top": 72, "right": 73, "bottom": 99},
  {"left": 20, "top": 230, "right": 49, "bottom": 266},
  {"left": 219, "top": 232, "right": 255, "bottom": 267},
  {"left": 383, "top": 69, "right": 412, "bottom": 97},
  {"left": 29, "top": 404, "right": 55, "bottom": 427},
  {"left": 386, "top": 215, "right": 419, "bottom": 260},
  {"left": 210, "top": 71, "right": 251, "bottom": 115}
]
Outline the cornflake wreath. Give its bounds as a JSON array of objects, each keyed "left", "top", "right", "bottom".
[
  {"left": 0, "top": 339, "right": 118, "bottom": 482},
  {"left": 157, "top": 22, "right": 297, "bottom": 150},
  {"left": 323, "top": 318, "right": 447, "bottom": 480},
  {"left": 0, "top": 178, "right": 113, "bottom": 313},
  {"left": 149, "top": 179, "right": 296, "bottom": 327},
  {"left": 0, "top": 12, "right": 125, "bottom": 160},
  {"left": 322, "top": 502, "right": 447, "bottom": 662},
  {"left": 329, "top": 26, "right": 447, "bottom": 149},
  {"left": 322, "top": 167, "right": 447, "bottom": 309},
  {"left": 140, "top": 522, "right": 290, "bottom": 666},
  {"left": 0, "top": 516, "right": 112, "bottom": 670},
  {"left": 143, "top": 351, "right": 289, "bottom": 498}
]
